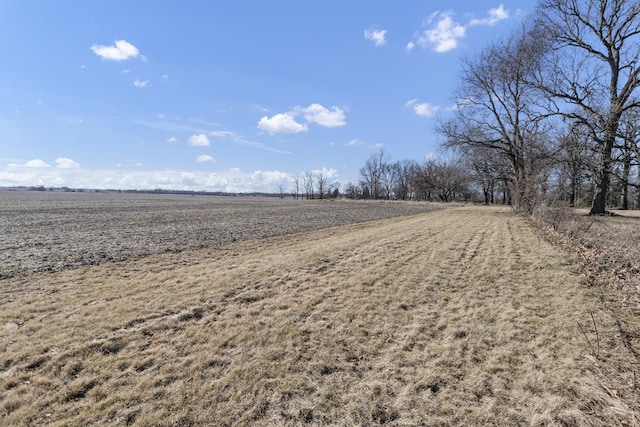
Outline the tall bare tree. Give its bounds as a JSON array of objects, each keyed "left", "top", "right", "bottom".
[
  {"left": 556, "top": 122, "right": 595, "bottom": 207},
  {"left": 291, "top": 174, "right": 300, "bottom": 200},
  {"left": 438, "top": 23, "right": 548, "bottom": 213},
  {"left": 359, "top": 150, "right": 390, "bottom": 199},
  {"left": 536, "top": 0, "right": 640, "bottom": 214},
  {"left": 303, "top": 171, "right": 314, "bottom": 200},
  {"left": 316, "top": 171, "right": 327, "bottom": 200}
]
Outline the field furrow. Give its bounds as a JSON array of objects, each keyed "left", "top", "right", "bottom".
[{"left": 1, "top": 205, "right": 637, "bottom": 426}]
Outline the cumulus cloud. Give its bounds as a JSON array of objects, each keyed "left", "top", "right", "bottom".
[
  {"left": 91, "top": 40, "right": 141, "bottom": 61},
  {"left": 413, "top": 5, "right": 510, "bottom": 53},
  {"left": 405, "top": 99, "right": 440, "bottom": 117},
  {"left": 364, "top": 27, "right": 388, "bottom": 46},
  {"left": 55, "top": 157, "right": 80, "bottom": 169},
  {"left": 134, "top": 79, "right": 150, "bottom": 88},
  {"left": 469, "top": 4, "right": 509, "bottom": 26},
  {"left": 24, "top": 159, "right": 51, "bottom": 168},
  {"left": 258, "top": 113, "right": 308, "bottom": 135},
  {"left": 196, "top": 154, "right": 215, "bottom": 163},
  {"left": 0, "top": 165, "right": 342, "bottom": 194},
  {"left": 188, "top": 134, "right": 210, "bottom": 147},
  {"left": 259, "top": 103, "right": 346, "bottom": 134},
  {"left": 295, "top": 104, "right": 346, "bottom": 128},
  {"left": 419, "top": 11, "right": 466, "bottom": 53}
]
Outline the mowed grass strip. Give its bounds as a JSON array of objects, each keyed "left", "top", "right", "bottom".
[{"left": 1, "top": 206, "right": 637, "bottom": 425}]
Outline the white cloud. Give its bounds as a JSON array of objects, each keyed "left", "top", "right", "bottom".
[
  {"left": 260, "top": 103, "right": 346, "bottom": 134},
  {"left": 296, "top": 104, "right": 346, "bottom": 128},
  {"left": 188, "top": 134, "right": 210, "bottom": 147},
  {"left": 0, "top": 165, "right": 342, "bottom": 193},
  {"left": 419, "top": 11, "right": 466, "bottom": 53},
  {"left": 469, "top": 4, "right": 509, "bottom": 26},
  {"left": 134, "top": 79, "right": 150, "bottom": 88},
  {"left": 211, "top": 130, "right": 292, "bottom": 154},
  {"left": 372, "top": 143, "right": 385, "bottom": 149},
  {"left": 413, "top": 6, "right": 510, "bottom": 53},
  {"left": 91, "top": 40, "right": 140, "bottom": 61},
  {"left": 161, "top": 74, "right": 169, "bottom": 82},
  {"left": 258, "top": 113, "right": 308, "bottom": 135},
  {"left": 406, "top": 99, "right": 440, "bottom": 117},
  {"left": 364, "top": 27, "right": 388, "bottom": 47},
  {"left": 345, "top": 139, "right": 363, "bottom": 146},
  {"left": 166, "top": 136, "right": 179, "bottom": 143},
  {"left": 196, "top": 155, "right": 215, "bottom": 163},
  {"left": 24, "top": 159, "right": 51, "bottom": 168},
  {"left": 55, "top": 157, "right": 80, "bottom": 169}
]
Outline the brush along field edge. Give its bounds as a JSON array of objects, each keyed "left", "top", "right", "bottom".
[{"left": 1, "top": 206, "right": 637, "bottom": 425}]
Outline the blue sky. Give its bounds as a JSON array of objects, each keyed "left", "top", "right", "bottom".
[{"left": 0, "top": 1, "right": 537, "bottom": 192}]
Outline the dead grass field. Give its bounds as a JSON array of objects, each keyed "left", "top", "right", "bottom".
[{"left": 1, "top": 205, "right": 639, "bottom": 425}]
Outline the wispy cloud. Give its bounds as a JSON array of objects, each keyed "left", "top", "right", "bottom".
[
  {"left": 364, "top": 27, "right": 388, "bottom": 47},
  {"left": 344, "top": 139, "right": 363, "bottom": 147},
  {"left": 210, "top": 130, "right": 291, "bottom": 154},
  {"left": 91, "top": 40, "right": 141, "bottom": 61},
  {"left": 134, "top": 79, "right": 150, "bottom": 88},
  {"left": 166, "top": 136, "right": 179, "bottom": 143}
]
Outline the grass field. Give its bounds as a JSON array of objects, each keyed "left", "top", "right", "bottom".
[{"left": 1, "top": 202, "right": 639, "bottom": 425}]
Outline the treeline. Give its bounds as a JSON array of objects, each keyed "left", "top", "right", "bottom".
[{"left": 339, "top": 0, "right": 640, "bottom": 215}]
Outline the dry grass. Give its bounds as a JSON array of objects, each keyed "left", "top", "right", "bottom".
[{"left": 1, "top": 205, "right": 638, "bottom": 425}]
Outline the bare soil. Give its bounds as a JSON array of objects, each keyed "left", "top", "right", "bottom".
[
  {"left": 0, "top": 191, "right": 439, "bottom": 279},
  {"left": 2, "top": 201, "right": 638, "bottom": 425}
]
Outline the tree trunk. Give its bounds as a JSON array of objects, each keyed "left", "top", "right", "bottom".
[
  {"left": 621, "top": 148, "right": 631, "bottom": 210},
  {"left": 590, "top": 136, "right": 615, "bottom": 215}
]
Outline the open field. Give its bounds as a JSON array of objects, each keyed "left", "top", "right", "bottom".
[
  {"left": 2, "top": 199, "right": 639, "bottom": 425},
  {"left": 0, "top": 191, "right": 439, "bottom": 279}
]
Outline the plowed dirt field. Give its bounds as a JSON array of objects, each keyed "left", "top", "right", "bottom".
[{"left": 1, "top": 202, "right": 637, "bottom": 425}]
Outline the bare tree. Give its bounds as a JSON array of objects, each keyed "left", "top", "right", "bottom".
[
  {"left": 291, "top": 174, "right": 300, "bottom": 200},
  {"left": 460, "top": 146, "right": 508, "bottom": 205},
  {"left": 556, "top": 123, "right": 595, "bottom": 207},
  {"left": 359, "top": 150, "right": 390, "bottom": 199},
  {"left": 536, "top": 0, "right": 640, "bottom": 214},
  {"left": 438, "top": 23, "right": 548, "bottom": 213},
  {"left": 617, "top": 107, "right": 640, "bottom": 209},
  {"left": 303, "top": 171, "right": 314, "bottom": 200},
  {"left": 316, "top": 171, "right": 327, "bottom": 200},
  {"left": 380, "top": 162, "right": 399, "bottom": 200},
  {"left": 393, "top": 159, "right": 418, "bottom": 201},
  {"left": 277, "top": 181, "right": 287, "bottom": 199}
]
